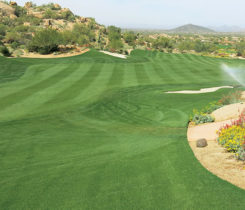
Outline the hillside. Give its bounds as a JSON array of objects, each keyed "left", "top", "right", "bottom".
[
  {"left": 169, "top": 24, "right": 215, "bottom": 34},
  {"left": 0, "top": 1, "right": 132, "bottom": 57}
]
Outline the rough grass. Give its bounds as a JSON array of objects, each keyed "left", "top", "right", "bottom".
[{"left": 0, "top": 50, "right": 245, "bottom": 209}]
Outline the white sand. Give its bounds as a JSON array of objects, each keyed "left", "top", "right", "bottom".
[
  {"left": 166, "top": 86, "right": 233, "bottom": 94},
  {"left": 100, "top": 51, "right": 127, "bottom": 59}
]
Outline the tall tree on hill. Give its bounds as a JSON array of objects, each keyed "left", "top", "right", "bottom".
[{"left": 107, "top": 26, "right": 123, "bottom": 52}]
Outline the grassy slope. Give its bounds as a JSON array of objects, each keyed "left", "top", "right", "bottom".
[{"left": 0, "top": 50, "right": 245, "bottom": 209}]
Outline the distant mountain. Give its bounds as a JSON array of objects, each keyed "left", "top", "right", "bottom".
[
  {"left": 169, "top": 24, "right": 215, "bottom": 34},
  {"left": 209, "top": 25, "right": 244, "bottom": 33}
]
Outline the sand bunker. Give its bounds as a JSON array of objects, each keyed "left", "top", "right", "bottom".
[
  {"left": 166, "top": 86, "right": 233, "bottom": 94},
  {"left": 188, "top": 101, "right": 245, "bottom": 190},
  {"left": 20, "top": 49, "right": 90, "bottom": 59},
  {"left": 100, "top": 51, "right": 127, "bottom": 59}
]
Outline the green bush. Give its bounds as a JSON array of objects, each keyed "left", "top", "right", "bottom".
[
  {"left": 237, "top": 146, "right": 245, "bottom": 160},
  {"left": 218, "top": 91, "right": 242, "bottom": 105},
  {"left": 14, "top": 5, "right": 27, "bottom": 17},
  {"left": 0, "top": 24, "right": 7, "bottom": 36},
  {"left": 11, "top": 41, "right": 20, "bottom": 49},
  {"left": 28, "top": 28, "right": 61, "bottom": 54},
  {"left": 191, "top": 110, "right": 214, "bottom": 125},
  {"left": 0, "top": 46, "right": 11, "bottom": 56},
  {"left": 43, "top": 9, "right": 58, "bottom": 19}
]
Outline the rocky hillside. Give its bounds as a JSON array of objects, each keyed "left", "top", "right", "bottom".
[
  {"left": 0, "top": 1, "right": 113, "bottom": 56},
  {"left": 169, "top": 24, "right": 215, "bottom": 34}
]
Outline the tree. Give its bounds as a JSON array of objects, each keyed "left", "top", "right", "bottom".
[
  {"left": 0, "top": 24, "right": 7, "bottom": 36},
  {"left": 0, "top": 45, "right": 11, "bottom": 57},
  {"left": 178, "top": 40, "right": 194, "bottom": 52},
  {"left": 152, "top": 37, "right": 173, "bottom": 50},
  {"left": 73, "top": 24, "right": 95, "bottom": 43},
  {"left": 107, "top": 26, "right": 123, "bottom": 51},
  {"left": 236, "top": 41, "right": 245, "bottom": 56},
  {"left": 123, "top": 31, "right": 136, "bottom": 46},
  {"left": 28, "top": 28, "right": 61, "bottom": 54}
]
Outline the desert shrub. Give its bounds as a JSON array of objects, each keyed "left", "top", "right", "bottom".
[
  {"left": 5, "top": 31, "right": 21, "bottom": 43},
  {"left": 237, "top": 145, "right": 245, "bottom": 161},
  {"left": 60, "top": 10, "right": 75, "bottom": 21},
  {"left": 10, "top": 41, "right": 20, "bottom": 49},
  {"left": 202, "top": 101, "right": 222, "bottom": 114},
  {"left": 43, "top": 9, "right": 58, "bottom": 19},
  {"left": 0, "top": 24, "right": 7, "bottom": 36},
  {"left": 123, "top": 31, "right": 136, "bottom": 46},
  {"left": 28, "top": 28, "right": 61, "bottom": 54},
  {"left": 14, "top": 25, "right": 30, "bottom": 33},
  {"left": 107, "top": 26, "right": 123, "bottom": 51},
  {"left": 77, "top": 35, "right": 89, "bottom": 45},
  {"left": 191, "top": 110, "right": 214, "bottom": 125},
  {"left": 13, "top": 5, "right": 27, "bottom": 17},
  {"left": 0, "top": 46, "right": 11, "bottom": 56},
  {"left": 190, "top": 101, "right": 221, "bottom": 125},
  {"left": 71, "top": 24, "right": 95, "bottom": 45},
  {"left": 218, "top": 90, "right": 242, "bottom": 105}
]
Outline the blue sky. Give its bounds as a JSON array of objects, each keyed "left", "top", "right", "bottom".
[{"left": 15, "top": 0, "right": 245, "bottom": 29}]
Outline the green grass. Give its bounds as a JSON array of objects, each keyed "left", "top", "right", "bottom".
[{"left": 1, "top": 50, "right": 245, "bottom": 209}]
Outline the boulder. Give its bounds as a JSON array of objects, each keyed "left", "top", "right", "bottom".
[
  {"left": 9, "top": 1, "right": 17, "bottom": 6},
  {"left": 61, "top": 8, "right": 71, "bottom": 13},
  {"left": 0, "top": 2, "right": 15, "bottom": 15},
  {"left": 24, "top": 22, "right": 31, "bottom": 26},
  {"left": 54, "top": 4, "right": 61, "bottom": 9},
  {"left": 196, "top": 138, "right": 208, "bottom": 148},
  {"left": 24, "top": 2, "right": 33, "bottom": 8},
  {"left": 44, "top": 19, "right": 52, "bottom": 26},
  {"left": 9, "top": 14, "right": 17, "bottom": 19}
]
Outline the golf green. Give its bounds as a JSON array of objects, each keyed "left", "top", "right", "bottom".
[{"left": 0, "top": 50, "right": 245, "bottom": 209}]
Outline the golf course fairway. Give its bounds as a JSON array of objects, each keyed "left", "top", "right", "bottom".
[{"left": 1, "top": 50, "right": 245, "bottom": 209}]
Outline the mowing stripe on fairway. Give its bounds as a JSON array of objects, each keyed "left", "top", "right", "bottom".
[
  {"left": 122, "top": 64, "right": 138, "bottom": 87},
  {"left": 107, "top": 63, "right": 125, "bottom": 88},
  {"left": 134, "top": 64, "right": 151, "bottom": 85},
  {"left": 0, "top": 64, "right": 86, "bottom": 121},
  {"left": 0, "top": 65, "right": 74, "bottom": 112},
  {"left": 43, "top": 63, "right": 104, "bottom": 105}
]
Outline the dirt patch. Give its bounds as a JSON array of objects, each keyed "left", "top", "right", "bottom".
[
  {"left": 20, "top": 48, "right": 90, "bottom": 59},
  {"left": 187, "top": 119, "right": 235, "bottom": 141},
  {"left": 211, "top": 102, "right": 245, "bottom": 122},
  {"left": 189, "top": 141, "right": 245, "bottom": 189},
  {"left": 166, "top": 86, "right": 233, "bottom": 94}
]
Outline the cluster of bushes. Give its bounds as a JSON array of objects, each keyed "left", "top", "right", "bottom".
[
  {"left": 178, "top": 40, "right": 217, "bottom": 53},
  {"left": 43, "top": 8, "right": 75, "bottom": 21},
  {"left": 27, "top": 24, "right": 97, "bottom": 54},
  {"left": 0, "top": 45, "right": 11, "bottom": 56},
  {"left": 190, "top": 101, "right": 222, "bottom": 125},
  {"left": 28, "top": 28, "right": 60, "bottom": 54},
  {"left": 190, "top": 91, "right": 242, "bottom": 125},
  {"left": 217, "top": 111, "right": 245, "bottom": 161},
  {"left": 107, "top": 26, "right": 123, "bottom": 52}
]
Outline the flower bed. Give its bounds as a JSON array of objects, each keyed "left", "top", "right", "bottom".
[
  {"left": 190, "top": 90, "right": 242, "bottom": 125},
  {"left": 217, "top": 111, "right": 245, "bottom": 161}
]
